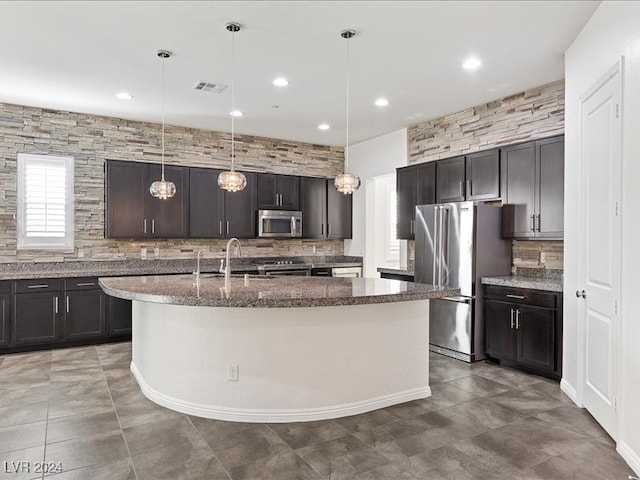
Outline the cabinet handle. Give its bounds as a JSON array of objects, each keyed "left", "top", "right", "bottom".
[
  {"left": 54, "top": 296, "right": 58, "bottom": 314},
  {"left": 144, "top": 219, "right": 147, "bottom": 234},
  {"left": 467, "top": 180, "right": 472, "bottom": 197},
  {"left": 219, "top": 221, "right": 223, "bottom": 235},
  {"left": 152, "top": 219, "right": 155, "bottom": 234},
  {"left": 321, "top": 223, "right": 324, "bottom": 235},
  {"left": 510, "top": 309, "right": 514, "bottom": 329},
  {"left": 536, "top": 214, "right": 541, "bottom": 232},
  {"left": 76, "top": 282, "right": 96, "bottom": 287},
  {"left": 506, "top": 294, "right": 526, "bottom": 300},
  {"left": 530, "top": 215, "right": 535, "bottom": 232},
  {"left": 27, "top": 284, "right": 49, "bottom": 289},
  {"left": 226, "top": 221, "right": 230, "bottom": 235},
  {"left": 459, "top": 181, "right": 464, "bottom": 197},
  {"left": 515, "top": 309, "right": 520, "bottom": 329},
  {"left": 66, "top": 296, "right": 70, "bottom": 313},
  {"left": 328, "top": 224, "right": 332, "bottom": 236}
]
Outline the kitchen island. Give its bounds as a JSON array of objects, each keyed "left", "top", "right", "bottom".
[{"left": 99, "top": 274, "right": 457, "bottom": 422}]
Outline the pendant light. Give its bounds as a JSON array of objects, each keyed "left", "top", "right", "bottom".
[
  {"left": 149, "top": 50, "right": 177, "bottom": 199},
  {"left": 334, "top": 29, "right": 361, "bottom": 195},
  {"left": 218, "top": 22, "right": 247, "bottom": 193}
]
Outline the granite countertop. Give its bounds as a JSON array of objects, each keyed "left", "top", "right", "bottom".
[
  {"left": 99, "top": 274, "right": 458, "bottom": 308},
  {"left": 377, "top": 267, "right": 415, "bottom": 276},
  {"left": 0, "top": 256, "right": 363, "bottom": 281},
  {"left": 481, "top": 276, "right": 563, "bottom": 293}
]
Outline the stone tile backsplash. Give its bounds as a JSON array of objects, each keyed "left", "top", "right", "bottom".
[{"left": 0, "top": 102, "right": 345, "bottom": 263}]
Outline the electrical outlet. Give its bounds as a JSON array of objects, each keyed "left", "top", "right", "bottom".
[
  {"left": 77, "top": 248, "right": 84, "bottom": 258},
  {"left": 154, "top": 247, "right": 160, "bottom": 257},
  {"left": 540, "top": 252, "right": 546, "bottom": 263},
  {"left": 312, "top": 245, "right": 317, "bottom": 254},
  {"left": 228, "top": 364, "right": 239, "bottom": 381},
  {"left": 140, "top": 248, "right": 147, "bottom": 259}
]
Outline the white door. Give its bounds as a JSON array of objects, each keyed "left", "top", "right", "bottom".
[{"left": 578, "top": 61, "right": 621, "bottom": 438}]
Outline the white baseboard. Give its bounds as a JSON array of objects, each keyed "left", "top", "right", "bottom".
[
  {"left": 618, "top": 441, "right": 640, "bottom": 476},
  {"left": 130, "top": 362, "right": 431, "bottom": 423},
  {"left": 560, "top": 378, "right": 581, "bottom": 406}
]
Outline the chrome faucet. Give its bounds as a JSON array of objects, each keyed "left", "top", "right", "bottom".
[
  {"left": 222, "top": 238, "right": 243, "bottom": 293},
  {"left": 193, "top": 248, "right": 207, "bottom": 287}
]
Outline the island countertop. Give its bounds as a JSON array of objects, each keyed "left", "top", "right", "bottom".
[{"left": 99, "top": 274, "right": 458, "bottom": 308}]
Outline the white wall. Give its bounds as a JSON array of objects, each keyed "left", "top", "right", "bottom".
[
  {"left": 344, "top": 128, "right": 407, "bottom": 276},
  {"left": 565, "top": 2, "right": 640, "bottom": 473}
]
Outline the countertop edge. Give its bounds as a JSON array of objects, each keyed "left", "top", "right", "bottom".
[{"left": 481, "top": 276, "right": 563, "bottom": 293}]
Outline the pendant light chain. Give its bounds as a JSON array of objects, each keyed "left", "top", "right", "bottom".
[
  {"left": 345, "top": 33, "right": 350, "bottom": 170},
  {"left": 161, "top": 53, "right": 166, "bottom": 181},
  {"left": 231, "top": 27, "right": 236, "bottom": 172}
]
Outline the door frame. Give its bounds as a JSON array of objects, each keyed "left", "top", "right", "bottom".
[{"left": 576, "top": 58, "right": 623, "bottom": 438}]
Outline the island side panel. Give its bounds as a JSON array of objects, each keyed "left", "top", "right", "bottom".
[{"left": 130, "top": 299, "right": 431, "bottom": 422}]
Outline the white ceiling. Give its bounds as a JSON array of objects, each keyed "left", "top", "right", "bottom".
[{"left": 0, "top": 1, "right": 599, "bottom": 147}]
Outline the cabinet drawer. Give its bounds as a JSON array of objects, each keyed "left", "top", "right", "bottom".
[
  {"left": 484, "top": 285, "right": 557, "bottom": 309},
  {"left": 64, "top": 277, "right": 100, "bottom": 291},
  {"left": 14, "top": 279, "right": 62, "bottom": 294},
  {"left": 0, "top": 281, "right": 10, "bottom": 294}
]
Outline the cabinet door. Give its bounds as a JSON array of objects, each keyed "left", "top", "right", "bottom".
[
  {"left": 146, "top": 164, "right": 189, "bottom": 238},
  {"left": 257, "top": 174, "right": 278, "bottom": 209},
  {"left": 484, "top": 300, "right": 516, "bottom": 360},
  {"left": 501, "top": 142, "right": 536, "bottom": 238},
  {"left": 396, "top": 166, "right": 416, "bottom": 239},
  {"left": 327, "top": 181, "right": 352, "bottom": 239},
  {"left": 300, "top": 177, "right": 327, "bottom": 238},
  {"left": 0, "top": 294, "right": 9, "bottom": 347},
  {"left": 416, "top": 162, "right": 436, "bottom": 206},
  {"left": 13, "top": 293, "right": 60, "bottom": 345},
  {"left": 64, "top": 290, "right": 106, "bottom": 340},
  {"left": 436, "top": 156, "right": 466, "bottom": 203},
  {"left": 466, "top": 149, "right": 500, "bottom": 201},
  {"left": 515, "top": 305, "right": 555, "bottom": 372},
  {"left": 189, "top": 168, "right": 225, "bottom": 238},
  {"left": 277, "top": 176, "right": 300, "bottom": 210},
  {"left": 225, "top": 172, "right": 257, "bottom": 238},
  {"left": 105, "top": 161, "right": 146, "bottom": 238},
  {"left": 536, "top": 136, "right": 564, "bottom": 238},
  {"left": 107, "top": 295, "right": 132, "bottom": 337}
]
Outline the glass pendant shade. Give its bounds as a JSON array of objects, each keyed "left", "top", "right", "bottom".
[
  {"left": 334, "top": 172, "right": 361, "bottom": 195},
  {"left": 149, "top": 179, "right": 176, "bottom": 199},
  {"left": 218, "top": 170, "right": 247, "bottom": 192}
]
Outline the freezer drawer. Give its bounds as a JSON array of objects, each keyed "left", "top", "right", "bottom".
[{"left": 429, "top": 297, "right": 473, "bottom": 357}]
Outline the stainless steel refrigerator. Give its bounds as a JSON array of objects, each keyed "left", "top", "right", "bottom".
[{"left": 415, "top": 201, "right": 511, "bottom": 362}]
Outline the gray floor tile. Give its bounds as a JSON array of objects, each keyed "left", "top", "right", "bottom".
[
  {"left": 112, "top": 391, "right": 184, "bottom": 429},
  {"left": 472, "top": 362, "right": 546, "bottom": 388},
  {"left": 123, "top": 415, "right": 200, "bottom": 456},
  {"left": 44, "top": 431, "right": 129, "bottom": 472},
  {"left": 405, "top": 444, "right": 507, "bottom": 480},
  {"left": 50, "top": 347, "right": 100, "bottom": 372},
  {"left": 429, "top": 361, "right": 473, "bottom": 384},
  {"left": 0, "top": 421, "right": 46, "bottom": 454},
  {"left": 444, "top": 374, "right": 512, "bottom": 396},
  {"left": 486, "top": 389, "right": 565, "bottom": 416},
  {"left": 0, "top": 401, "right": 48, "bottom": 428},
  {"left": 43, "top": 459, "right": 135, "bottom": 479},
  {"left": 333, "top": 409, "right": 399, "bottom": 433},
  {"left": 205, "top": 425, "right": 291, "bottom": 470},
  {"left": 229, "top": 450, "right": 321, "bottom": 480},
  {"left": 268, "top": 420, "right": 349, "bottom": 450},
  {"left": 446, "top": 395, "right": 525, "bottom": 429},
  {"left": 132, "top": 436, "right": 229, "bottom": 480},
  {"left": 46, "top": 411, "right": 121, "bottom": 444},
  {"left": 0, "top": 444, "right": 45, "bottom": 480},
  {"left": 0, "top": 352, "right": 51, "bottom": 380},
  {"left": 189, "top": 416, "right": 260, "bottom": 440},
  {"left": 352, "top": 462, "right": 419, "bottom": 480},
  {"left": 296, "top": 434, "right": 390, "bottom": 480},
  {"left": 0, "top": 382, "right": 50, "bottom": 408},
  {"left": 96, "top": 342, "right": 132, "bottom": 366}
]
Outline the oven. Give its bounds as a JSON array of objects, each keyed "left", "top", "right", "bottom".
[{"left": 258, "top": 210, "right": 302, "bottom": 238}]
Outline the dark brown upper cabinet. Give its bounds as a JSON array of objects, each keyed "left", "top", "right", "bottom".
[
  {"left": 396, "top": 162, "right": 436, "bottom": 240},
  {"left": 436, "top": 151, "right": 500, "bottom": 203},
  {"left": 106, "top": 160, "right": 189, "bottom": 239},
  {"left": 300, "top": 177, "right": 327, "bottom": 238},
  {"left": 189, "top": 167, "right": 257, "bottom": 239},
  {"left": 327, "top": 181, "right": 352, "bottom": 239},
  {"left": 501, "top": 135, "right": 564, "bottom": 239},
  {"left": 257, "top": 174, "right": 300, "bottom": 210}
]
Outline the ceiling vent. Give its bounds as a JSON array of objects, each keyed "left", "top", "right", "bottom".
[{"left": 192, "top": 81, "right": 227, "bottom": 94}]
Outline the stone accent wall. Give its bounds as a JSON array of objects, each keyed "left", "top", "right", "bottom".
[
  {"left": 405, "top": 80, "right": 565, "bottom": 273},
  {"left": 0, "top": 102, "right": 344, "bottom": 263},
  {"left": 407, "top": 80, "right": 564, "bottom": 165}
]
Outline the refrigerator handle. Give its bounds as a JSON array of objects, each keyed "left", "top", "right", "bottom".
[
  {"left": 438, "top": 206, "right": 445, "bottom": 287},
  {"left": 432, "top": 206, "right": 438, "bottom": 286}
]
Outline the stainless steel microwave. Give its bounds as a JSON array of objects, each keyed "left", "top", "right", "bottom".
[{"left": 258, "top": 210, "right": 302, "bottom": 238}]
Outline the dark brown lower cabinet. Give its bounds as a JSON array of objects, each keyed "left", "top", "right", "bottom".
[
  {"left": 13, "top": 291, "right": 60, "bottom": 346},
  {"left": 0, "top": 293, "right": 10, "bottom": 347},
  {"left": 484, "top": 285, "right": 562, "bottom": 379},
  {"left": 107, "top": 295, "right": 132, "bottom": 336},
  {"left": 64, "top": 290, "right": 107, "bottom": 340}
]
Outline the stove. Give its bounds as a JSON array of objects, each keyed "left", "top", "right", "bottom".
[{"left": 254, "top": 259, "right": 311, "bottom": 276}]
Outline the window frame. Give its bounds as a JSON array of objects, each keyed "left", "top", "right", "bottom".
[{"left": 16, "top": 153, "right": 75, "bottom": 251}]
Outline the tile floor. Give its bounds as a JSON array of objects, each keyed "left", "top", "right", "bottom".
[{"left": 0, "top": 343, "right": 635, "bottom": 480}]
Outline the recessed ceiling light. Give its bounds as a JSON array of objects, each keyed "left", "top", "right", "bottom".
[
  {"left": 116, "top": 92, "right": 133, "bottom": 100},
  {"left": 273, "top": 77, "right": 290, "bottom": 87},
  {"left": 230, "top": 110, "right": 244, "bottom": 117},
  {"left": 318, "top": 123, "right": 330, "bottom": 130},
  {"left": 374, "top": 98, "right": 389, "bottom": 107},
  {"left": 462, "top": 57, "right": 482, "bottom": 70}
]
